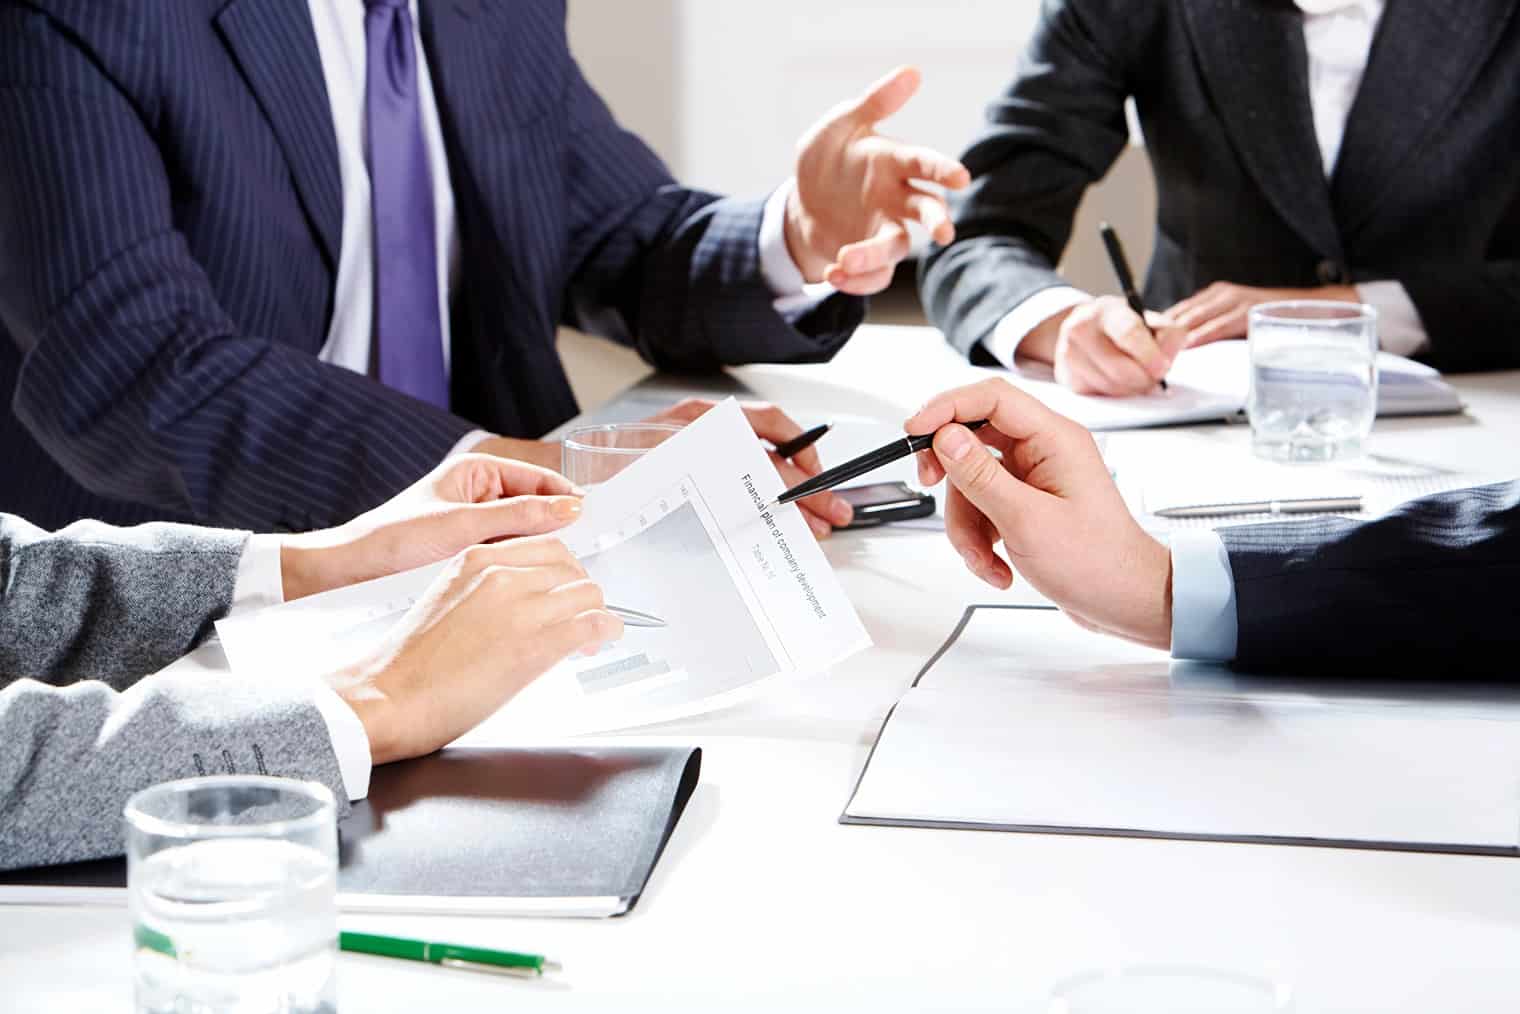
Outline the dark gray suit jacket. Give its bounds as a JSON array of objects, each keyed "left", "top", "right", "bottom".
[
  {"left": 0, "top": 515, "right": 344, "bottom": 871},
  {"left": 922, "top": 0, "right": 1520, "bottom": 372},
  {"left": 1220, "top": 482, "right": 1520, "bottom": 673}
]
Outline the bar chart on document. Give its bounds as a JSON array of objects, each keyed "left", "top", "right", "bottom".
[{"left": 484, "top": 474, "right": 800, "bottom": 740}]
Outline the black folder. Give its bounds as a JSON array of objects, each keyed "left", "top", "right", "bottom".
[{"left": 0, "top": 746, "right": 702, "bottom": 918}]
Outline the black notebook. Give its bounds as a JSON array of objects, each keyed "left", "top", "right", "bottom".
[{"left": 0, "top": 746, "right": 701, "bottom": 918}]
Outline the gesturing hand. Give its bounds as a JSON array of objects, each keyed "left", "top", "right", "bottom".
[
  {"left": 644, "top": 398, "right": 854, "bottom": 539},
  {"left": 280, "top": 454, "right": 584, "bottom": 600},
  {"left": 788, "top": 66, "right": 970, "bottom": 295},
  {"left": 906, "top": 379, "right": 1174, "bottom": 649},
  {"left": 329, "top": 538, "right": 622, "bottom": 765}
]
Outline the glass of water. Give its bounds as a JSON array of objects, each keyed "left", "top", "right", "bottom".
[
  {"left": 562, "top": 422, "right": 683, "bottom": 486},
  {"left": 1247, "top": 301, "right": 1378, "bottom": 462},
  {"left": 126, "top": 776, "right": 339, "bottom": 1014}
]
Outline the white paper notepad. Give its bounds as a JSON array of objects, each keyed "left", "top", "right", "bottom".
[{"left": 844, "top": 607, "right": 1520, "bottom": 854}]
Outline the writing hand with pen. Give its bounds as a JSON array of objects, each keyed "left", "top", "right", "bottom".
[{"left": 1014, "top": 223, "right": 1189, "bottom": 397}]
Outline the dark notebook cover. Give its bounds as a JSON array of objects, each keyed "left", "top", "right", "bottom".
[{"left": 1, "top": 746, "right": 702, "bottom": 918}]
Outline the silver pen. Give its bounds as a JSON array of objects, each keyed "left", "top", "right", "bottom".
[
  {"left": 1154, "top": 495, "right": 1363, "bottom": 520},
  {"left": 606, "top": 604, "right": 667, "bottom": 628}
]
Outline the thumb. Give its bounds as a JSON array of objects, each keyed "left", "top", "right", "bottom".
[
  {"left": 462, "top": 495, "right": 583, "bottom": 543},
  {"left": 932, "top": 424, "right": 1040, "bottom": 535}
]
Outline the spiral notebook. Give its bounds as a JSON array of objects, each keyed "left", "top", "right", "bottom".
[{"left": 0, "top": 746, "right": 702, "bottom": 918}]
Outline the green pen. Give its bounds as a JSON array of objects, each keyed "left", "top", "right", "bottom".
[
  {"left": 339, "top": 931, "right": 561, "bottom": 979},
  {"left": 135, "top": 927, "right": 559, "bottom": 979}
]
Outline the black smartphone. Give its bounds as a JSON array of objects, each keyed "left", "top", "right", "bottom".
[{"left": 836, "top": 481, "right": 936, "bottom": 529}]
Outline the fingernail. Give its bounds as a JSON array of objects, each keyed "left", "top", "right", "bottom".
[
  {"left": 960, "top": 549, "right": 981, "bottom": 572},
  {"left": 553, "top": 498, "right": 582, "bottom": 521},
  {"left": 830, "top": 499, "right": 854, "bottom": 527},
  {"left": 938, "top": 425, "right": 973, "bottom": 461}
]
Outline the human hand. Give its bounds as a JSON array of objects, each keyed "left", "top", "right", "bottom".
[
  {"left": 328, "top": 538, "right": 622, "bottom": 764},
  {"left": 1166, "top": 282, "right": 1358, "bottom": 348},
  {"left": 280, "top": 454, "right": 583, "bottom": 600},
  {"left": 906, "top": 378, "right": 1173, "bottom": 649},
  {"left": 788, "top": 66, "right": 970, "bottom": 295},
  {"left": 1019, "top": 296, "right": 1188, "bottom": 397},
  {"left": 644, "top": 398, "right": 854, "bottom": 538},
  {"left": 468, "top": 434, "right": 562, "bottom": 471}
]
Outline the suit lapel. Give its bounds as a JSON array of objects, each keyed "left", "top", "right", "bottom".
[
  {"left": 1331, "top": 0, "right": 1520, "bottom": 237},
  {"left": 1181, "top": 0, "right": 1343, "bottom": 260},
  {"left": 214, "top": 0, "right": 343, "bottom": 270}
]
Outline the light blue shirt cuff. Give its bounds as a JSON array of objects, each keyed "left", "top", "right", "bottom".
[{"left": 1168, "top": 529, "right": 1239, "bottom": 662}]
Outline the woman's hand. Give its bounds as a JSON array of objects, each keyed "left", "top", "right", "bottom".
[
  {"left": 1165, "top": 282, "right": 1358, "bottom": 348},
  {"left": 1019, "top": 296, "right": 1187, "bottom": 397},
  {"left": 279, "top": 454, "right": 584, "bottom": 600},
  {"left": 329, "top": 537, "right": 622, "bottom": 764}
]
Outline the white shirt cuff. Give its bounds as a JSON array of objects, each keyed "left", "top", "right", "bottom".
[
  {"left": 231, "top": 534, "right": 286, "bottom": 615},
  {"left": 308, "top": 685, "right": 373, "bottom": 801},
  {"left": 1357, "top": 280, "right": 1429, "bottom": 358},
  {"left": 446, "top": 429, "right": 494, "bottom": 459},
  {"left": 759, "top": 179, "right": 835, "bottom": 317},
  {"left": 982, "top": 286, "right": 1091, "bottom": 367},
  {"left": 1168, "top": 529, "right": 1239, "bottom": 662}
]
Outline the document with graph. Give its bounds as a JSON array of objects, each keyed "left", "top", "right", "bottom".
[{"left": 217, "top": 398, "right": 871, "bottom": 738}]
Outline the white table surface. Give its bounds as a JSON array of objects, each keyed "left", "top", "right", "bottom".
[{"left": 5, "top": 326, "right": 1520, "bottom": 1013}]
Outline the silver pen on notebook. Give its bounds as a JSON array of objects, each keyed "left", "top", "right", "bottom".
[{"left": 1154, "top": 495, "right": 1363, "bottom": 520}]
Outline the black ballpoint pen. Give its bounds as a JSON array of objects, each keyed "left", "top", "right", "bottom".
[
  {"left": 1099, "top": 221, "right": 1169, "bottom": 391},
  {"left": 773, "top": 423, "right": 832, "bottom": 460},
  {"left": 768, "top": 420, "right": 989, "bottom": 508}
]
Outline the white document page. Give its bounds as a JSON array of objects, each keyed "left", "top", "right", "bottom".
[
  {"left": 846, "top": 608, "right": 1520, "bottom": 852},
  {"left": 218, "top": 399, "right": 870, "bottom": 739},
  {"left": 998, "top": 343, "right": 1462, "bottom": 432}
]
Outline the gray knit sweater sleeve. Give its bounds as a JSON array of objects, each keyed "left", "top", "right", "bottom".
[{"left": 0, "top": 513, "right": 248, "bottom": 686}]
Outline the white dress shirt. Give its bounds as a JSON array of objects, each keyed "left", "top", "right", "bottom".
[
  {"left": 235, "top": 2, "right": 823, "bottom": 800},
  {"left": 983, "top": 0, "right": 1428, "bottom": 370}
]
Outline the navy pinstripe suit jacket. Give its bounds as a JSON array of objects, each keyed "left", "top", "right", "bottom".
[
  {"left": 1219, "top": 481, "right": 1520, "bottom": 674},
  {"left": 0, "top": 0, "right": 864, "bottom": 532}
]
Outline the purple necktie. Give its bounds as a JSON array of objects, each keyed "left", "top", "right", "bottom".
[{"left": 364, "top": 0, "right": 448, "bottom": 408}]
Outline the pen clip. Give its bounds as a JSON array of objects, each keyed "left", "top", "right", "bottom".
[{"left": 439, "top": 957, "right": 559, "bottom": 979}]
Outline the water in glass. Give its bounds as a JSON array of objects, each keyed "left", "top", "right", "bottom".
[
  {"left": 132, "top": 837, "right": 337, "bottom": 1014},
  {"left": 1247, "top": 302, "right": 1377, "bottom": 462}
]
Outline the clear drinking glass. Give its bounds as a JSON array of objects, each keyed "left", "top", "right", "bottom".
[
  {"left": 1048, "top": 965, "right": 1294, "bottom": 1013},
  {"left": 1246, "top": 300, "right": 1378, "bottom": 462},
  {"left": 126, "top": 776, "right": 339, "bottom": 1014},
  {"left": 562, "top": 422, "right": 682, "bottom": 486}
]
